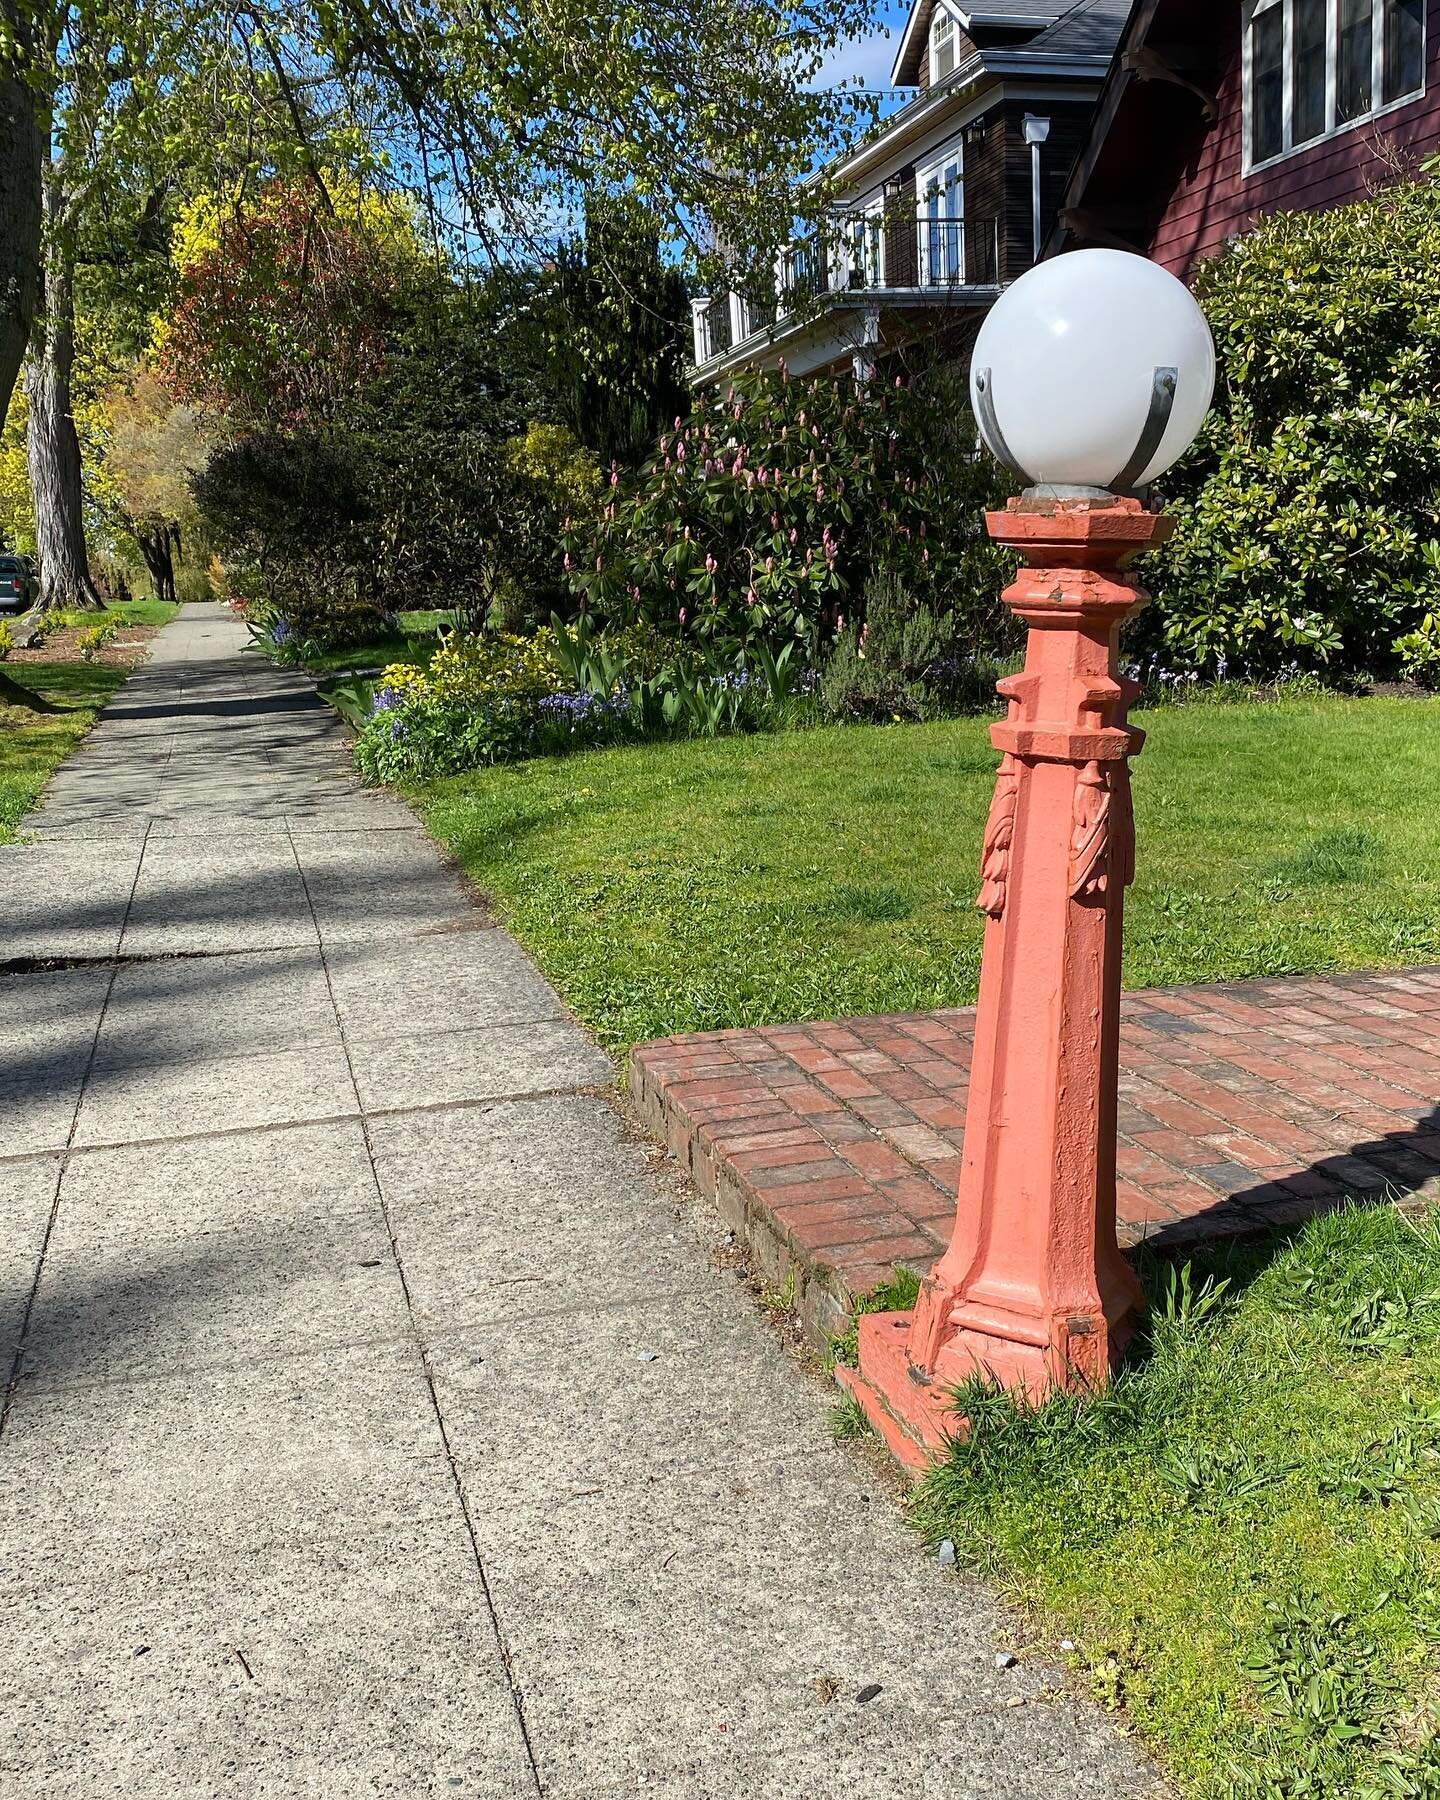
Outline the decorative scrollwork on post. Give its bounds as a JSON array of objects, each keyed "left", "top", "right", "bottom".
[
  {"left": 1070, "top": 760, "right": 1135, "bottom": 903},
  {"left": 976, "top": 755, "right": 1021, "bottom": 919}
]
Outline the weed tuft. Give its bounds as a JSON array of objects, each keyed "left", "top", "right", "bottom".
[
  {"left": 1264, "top": 825, "right": 1378, "bottom": 887},
  {"left": 828, "top": 1266, "right": 922, "bottom": 1369}
]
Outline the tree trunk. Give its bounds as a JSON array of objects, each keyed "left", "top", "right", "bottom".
[
  {"left": 26, "top": 213, "right": 101, "bottom": 613},
  {"left": 135, "top": 524, "right": 177, "bottom": 602},
  {"left": 0, "top": 2, "right": 42, "bottom": 432}
]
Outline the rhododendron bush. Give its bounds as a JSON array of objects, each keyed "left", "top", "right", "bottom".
[{"left": 563, "top": 366, "right": 1015, "bottom": 661}]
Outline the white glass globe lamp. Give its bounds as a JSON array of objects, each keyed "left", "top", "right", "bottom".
[{"left": 969, "top": 248, "right": 1216, "bottom": 494}]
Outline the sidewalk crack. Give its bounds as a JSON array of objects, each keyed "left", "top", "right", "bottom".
[{"left": 284, "top": 819, "right": 548, "bottom": 1794}]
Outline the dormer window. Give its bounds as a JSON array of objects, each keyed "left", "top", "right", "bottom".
[{"left": 931, "top": 7, "right": 959, "bottom": 82}]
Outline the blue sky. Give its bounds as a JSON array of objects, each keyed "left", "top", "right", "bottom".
[{"left": 816, "top": 0, "right": 913, "bottom": 91}]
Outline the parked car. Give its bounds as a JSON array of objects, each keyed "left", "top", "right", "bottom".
[{"left": 0, "top": 555, "right": 35, "bottom": 613}]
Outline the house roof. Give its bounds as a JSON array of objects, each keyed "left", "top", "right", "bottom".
[
  {"left": 1025, "top": 0, "right": 1135, "bottom": 56},
  {"left": 1045, "top": 0, "right": 1226, "bottom": 257},
  {"left": 889, "top": 0, "right": 1124, "bottom": 87}
]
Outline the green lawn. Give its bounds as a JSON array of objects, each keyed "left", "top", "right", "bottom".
[
  {"left": 418, "top": 693, "right": 1440, "bottom": 1053},
  {"left": 897, "top": 1206, "right": 1440, "bottom": 1796},
  {"left": 294, "top": 609, "right": 450, "bottom": 674},
  {"left": 0, "top": 661, "right": 130, "bottom": 841},
  {"left": 106, "top": 597, "right": 179, "bottom": 628}
]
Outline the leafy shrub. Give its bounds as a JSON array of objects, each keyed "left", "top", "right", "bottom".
[
  {"left": 1395, "top": 611, "right": 1440, "bottom": 688},
  {"left": 77, "top": 618, "right": 120, "bottom": 662},
  {"left": 819, "top": 573, "right": 1012, "bottom": 723},
  {"left": 1148, "top": 176, "right": 1440, "bottom": 676},
  {"left": 0, "top": 620, "right": 12, "bottom": 661},
  {"left": 355, "top": 628, "right": 605, "bottom": 782},
  {"left": 196, "top": 414, "right": 601, "bottom": 643},
  {"left": 564, "top": 364, "right": 1013, "bottom": 662},
  {"left": 173, "top": 565, "right": 215, "bottom": 605},
  {"left": 352, "top": 620, "right": 818, "bottom": 782}
]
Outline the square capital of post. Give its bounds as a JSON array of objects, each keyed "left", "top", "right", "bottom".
[{"left": 985, "top": 494, "right": 1175, "bottom": 561}]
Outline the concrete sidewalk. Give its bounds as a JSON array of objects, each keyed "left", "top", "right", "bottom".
[{"left": 0, "top": 605, "right": 1157, "bottom": 1796}]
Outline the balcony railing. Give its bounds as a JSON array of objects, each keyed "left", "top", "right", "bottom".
[{"left": 693, "top": 211, "right": 1002, "bottom": 365}]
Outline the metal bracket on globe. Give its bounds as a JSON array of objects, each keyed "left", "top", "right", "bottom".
[
  {"left": 972, "top": 367, "right": 1033, "bottom": 487},
  {"left": 1109, "top": 366, "right": 1178, "bottom": 496}
]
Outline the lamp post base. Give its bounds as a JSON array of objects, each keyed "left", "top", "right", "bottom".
[
  {"left": 837, "top": 1313, "right": 961, "bottom": 1472},
  {"left": 838, "top": 1284, "right": 1143, "bottom": 1473}
]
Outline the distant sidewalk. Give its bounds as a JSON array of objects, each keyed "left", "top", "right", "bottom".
[
  {"left": 0, "top": 605, "right": 1159, "bottom": 1797},
  {"left": 633, "top": 969, "right": 1440, "bottom": 1346}
]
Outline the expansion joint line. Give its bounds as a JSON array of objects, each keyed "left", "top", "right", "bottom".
[
  {"left": 283, "top": 823, "right": 547, "bottom": 1795},
  {"left": 0, "top": 817, "right": 155, "bottom": 1438}
]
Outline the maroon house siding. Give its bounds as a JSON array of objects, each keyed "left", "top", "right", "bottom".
[
  {"left": 1148, "top": 0, "right": 1440, "bottom": 274},
  {"left": 1062, "top": 0, "right": 1440, "bottom": 277}
]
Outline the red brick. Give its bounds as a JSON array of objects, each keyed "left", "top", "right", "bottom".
[
  {"left": 815, "top": 1068, "right": 880, "bottom": 1100},
  {"left": 1133, "top": 1128, "right": 1213, "bottom": 1167},
  {"left": 630, "top": 964, "right": 1440, "bottom": 1351},
  {"left": 706, "top": 1124, "right": 821, "bottom": 1155},
  {"left": 730, "top": 1142, "right": 843, "bottom": 1174},
  {"left": 909, "top": 1096, "right": 968, "bottom": 1130},
  {"left": 751, "top": 1173, "right": 873, "bottom": 1206},
  {"left": 840, "top": 1138, "right": 915, "bottom": 1181},
  {"left": 784, "top": 1085, "right": 846, "bottom": 1118},
  {"left": 1146, "top": 1096, "right": 1230, "bottom": 1136},
  {"left": 782, "top": 1209, "right": 918, "bottom": 1253},
  {"left": 882, "top": 1123, "right": 956, "bottom": 1163}
]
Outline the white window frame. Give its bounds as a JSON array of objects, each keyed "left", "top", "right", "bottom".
[
  {"left": 917, "top": 146, "right": 965, "bottom": 286},
  {"left": 930, "top": 6, "right": 959, "bottom": 84},
  {"left": 839, "top": 200, "right": 886, "bottom": 289},
  {"left": 1243, "top": 0, "right": 1427, "bottom": 175}
]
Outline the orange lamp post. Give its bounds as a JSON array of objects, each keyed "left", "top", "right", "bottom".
[{"left": 839, "top": 251, "right": 1216, "bottom": 1469}]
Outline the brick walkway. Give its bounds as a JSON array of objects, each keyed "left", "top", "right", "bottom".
[{"left": 630, "top": 968, "right": 1440, "bottom": 1348}]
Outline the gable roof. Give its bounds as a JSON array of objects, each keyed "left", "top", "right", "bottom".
[
  {"left": 1046, "top": 0, "right": 1226, "bottom": 257},
  {"left": 890, "top": 0, "right": 1068, "bottom": 87},
  {"left": 889, "top": 0, "right": 1129, "bottom": 85}
]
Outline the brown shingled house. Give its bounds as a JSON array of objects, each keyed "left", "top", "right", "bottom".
[{"left": 690, "top": 0, "right": 1132, "bottom": 384}]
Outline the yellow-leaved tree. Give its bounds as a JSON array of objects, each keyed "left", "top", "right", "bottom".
[{"left": 99, "top": 367, "right": 209, "bottom": 603}]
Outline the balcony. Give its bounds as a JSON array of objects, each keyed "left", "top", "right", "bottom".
[{"left": 691, "top": 211, "right": 1003, "bottom": 375}]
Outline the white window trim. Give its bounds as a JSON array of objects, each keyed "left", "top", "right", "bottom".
[
  {"left": 916, "top": 145, "right": 965, "bottom": 286},
  {"left": 930, "top": 7, "right": 959, "bottom": 84},
  {"left": 1243, "top": 0, "right": 1427, "bottom": 177},
  {"left": 831, "top": 200, "right": 887, "bottom": 291}
]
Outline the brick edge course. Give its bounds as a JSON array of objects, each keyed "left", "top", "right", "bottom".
[{"left": 633, "top": 969, "right": 1440, "bottom": 1356}]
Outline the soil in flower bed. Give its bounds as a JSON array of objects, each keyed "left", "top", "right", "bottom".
[{"left": 4, "top": 601, "right": 178, "bottom": 668}]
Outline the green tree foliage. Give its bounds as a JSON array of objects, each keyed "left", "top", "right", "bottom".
[
  {"left": 101, "top": 366, "right": 208, "bottom": 600},
  {"left": 1148, "top": 174, "right": 1440, "bottom": 678},
  {"left": 300, "top": 0, "right": 873, "bottom": 279},
  {"left": 565, "top": 365, "right": 1014, "bottom": 661},
  {"left": 542, "top": 195, "right": 690, "bottom": 467}
]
